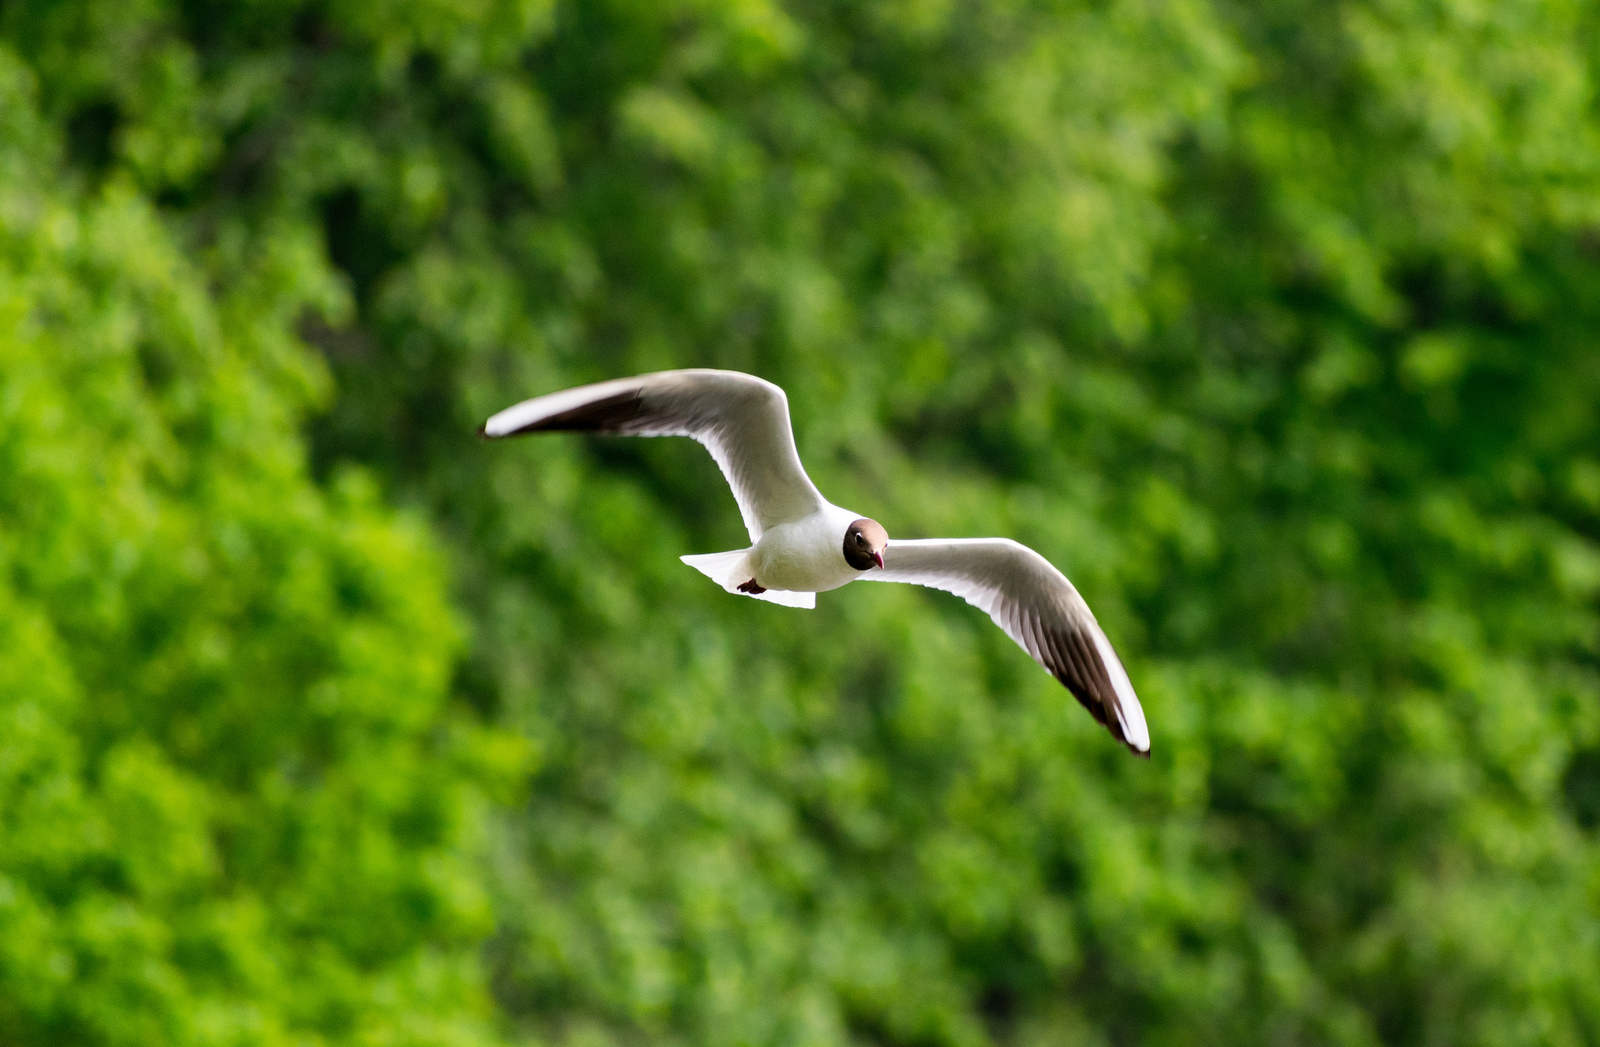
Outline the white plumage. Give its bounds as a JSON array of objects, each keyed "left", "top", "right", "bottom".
[{"left": 481, "top": 369, "right": 1150, "bottom": 755}]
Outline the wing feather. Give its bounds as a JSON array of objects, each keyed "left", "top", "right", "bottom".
[
  {"left": 860, "top": 537, "right": 1149, "bottom": 755},
  {"left": 480, "top": 370, "right": 824, "bottom": 541}
]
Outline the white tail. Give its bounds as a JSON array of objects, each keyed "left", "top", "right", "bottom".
[{"left": 679, "top": 550, "right": 816, "bottom": 609}]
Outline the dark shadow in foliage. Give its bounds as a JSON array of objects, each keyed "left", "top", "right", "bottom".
[
  {"left": 320, "top": 187, "right": 403, "bottom": 309},
  {"left": 65, "top": 98, "right": 120, "bottom": 181},
  {"left": 1565, "top": 747, "right": 1600, "bottom": 831}
]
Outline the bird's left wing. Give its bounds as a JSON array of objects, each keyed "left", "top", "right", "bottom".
[
  {"left": 859, "top": 538, "right": 1149, "bottom": 755},
  {"left": 480, "top": 369, "right": 825, "bottom": 541}
]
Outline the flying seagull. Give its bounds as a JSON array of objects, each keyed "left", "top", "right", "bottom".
[{"left": 480, "top": 369, "right": 1149, "bottom": 755}]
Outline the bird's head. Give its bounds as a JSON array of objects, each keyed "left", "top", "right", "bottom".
[{"left": 843, "top": 518, "right": 889, "bottom": 571}]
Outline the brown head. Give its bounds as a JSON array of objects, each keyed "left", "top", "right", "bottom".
[{"left": 843, "top": 518, "right": 889, "bottom": 571}]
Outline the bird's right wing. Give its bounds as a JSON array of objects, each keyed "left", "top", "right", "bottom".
[
  {"left": 859, "top": 538, "right": 1149, "bottom": 755},
  {"left": 480, "top": 370, "right": 825, "bottom": 541}
]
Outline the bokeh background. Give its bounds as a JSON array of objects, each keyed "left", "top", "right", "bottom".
[{"left": 3, "top": 0, "right": 1600, "bottom": 1044}]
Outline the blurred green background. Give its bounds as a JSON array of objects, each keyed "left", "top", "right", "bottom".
[{"left": 3, "top": 0, "right": 1600, "bottom": 1044}]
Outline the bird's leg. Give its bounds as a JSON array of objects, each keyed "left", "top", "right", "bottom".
[{"left": 736, "top": 578, "right": 767, "bottom": 594}]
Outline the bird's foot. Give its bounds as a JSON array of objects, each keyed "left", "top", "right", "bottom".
[{"left": 736, "top": 578, "right": 767, "bottom": 594}]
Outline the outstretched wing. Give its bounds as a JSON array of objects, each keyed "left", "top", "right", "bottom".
[
  {"left": 859, "top": 538, "right": 1149, "bottom": 755},
  {"left": 480, "top": 370, "right": 825, "bottom": 541}
]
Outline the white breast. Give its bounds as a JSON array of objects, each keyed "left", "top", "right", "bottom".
[{"left": 750, "top": 507, "right": 863, "bottom": 593}]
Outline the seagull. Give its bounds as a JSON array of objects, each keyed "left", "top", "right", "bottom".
[{"left": 479, "top": 369, "right": 1149, "bottom": 755}]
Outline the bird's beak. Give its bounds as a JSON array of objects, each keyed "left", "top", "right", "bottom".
[{"left": 872, "top": 551, "right": 885, "bottom": 570}]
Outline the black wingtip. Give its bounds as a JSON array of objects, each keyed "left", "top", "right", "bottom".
[{"left": 1129, "top": 744, "right": 1151, "bottom": 760}]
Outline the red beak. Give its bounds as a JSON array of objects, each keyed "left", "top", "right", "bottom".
[{"left": 872, "top": 551, "right": 885, "bottom": 570}]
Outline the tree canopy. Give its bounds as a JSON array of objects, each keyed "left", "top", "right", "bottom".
[{"left": 2, "top": 0, "right": 1599, "bottom": 1045}]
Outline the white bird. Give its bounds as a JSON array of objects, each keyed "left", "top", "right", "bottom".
[{"left": 480, "top": 369, "right": 1149, "bottom": 756}]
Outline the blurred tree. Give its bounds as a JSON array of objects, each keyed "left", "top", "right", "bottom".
[
  {"left": 4, "top": 0, "right": 1600, "bottom": 1045},
  {"left": 0, "top": 46, "right": 519, "bottom": 1047}
]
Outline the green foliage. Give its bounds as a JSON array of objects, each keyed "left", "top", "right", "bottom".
[
  {"left": 4, "top": 0, "right": 1600, "bottom": 1045},
  {"left": 0, "top": 47, "right": 517, "bottom": 1047}
]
